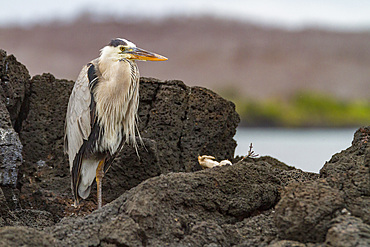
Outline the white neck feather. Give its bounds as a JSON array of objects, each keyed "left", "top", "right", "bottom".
[{"left": 95, "top": 52, "right": 140, "bottom": 153}]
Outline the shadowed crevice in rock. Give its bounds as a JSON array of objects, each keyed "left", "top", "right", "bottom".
[{"left": 13, "top": 83, "right": 31, "bottom": 134}]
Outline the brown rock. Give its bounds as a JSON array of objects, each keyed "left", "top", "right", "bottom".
[
  {"left": 274, "top": 179, "right": 345, "bottom": 243},
  {"left": 324, "top": 215, "right": 370, "bottom": 247},
  {"left": 0, "top": 226, "right": 59, "bottom": 247},
  {"left": 0, "top": 49, "right": 30, "bottom": 129},
  {"left": 268, "top": 240, "right": 308, "bottom": 247}
]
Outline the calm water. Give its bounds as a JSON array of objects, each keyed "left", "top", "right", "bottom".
[{"left": 234, "top": 128, "right": 357, "bottom": 173}]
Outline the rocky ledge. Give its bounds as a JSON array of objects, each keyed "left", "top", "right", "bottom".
[{"left": 0, "top": 50, "right": 369, "bottom": 246}]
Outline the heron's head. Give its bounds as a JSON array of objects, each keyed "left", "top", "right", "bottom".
[{"left": 100, "top": 38, "right": 167, "bottom": 62}]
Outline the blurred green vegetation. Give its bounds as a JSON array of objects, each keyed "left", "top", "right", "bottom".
[{"left": 222, "top": 90, "right": 370, "bottom": 128}]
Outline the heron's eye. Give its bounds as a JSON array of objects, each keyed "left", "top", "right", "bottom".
[{"left": 120, "top": 46, "right": 126, "bottom": 52}]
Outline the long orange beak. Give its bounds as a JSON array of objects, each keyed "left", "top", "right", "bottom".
[{"left": 127, "top": 47, "right": 168, "bottom": 61}]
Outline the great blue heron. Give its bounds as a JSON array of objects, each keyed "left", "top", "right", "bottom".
[{"left": 64, "top": 38, "right": 167, "bottom": 209}]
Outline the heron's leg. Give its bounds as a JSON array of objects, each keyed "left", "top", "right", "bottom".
[{"left": 96, "top": 159, "right": 105, "bottom": 209}]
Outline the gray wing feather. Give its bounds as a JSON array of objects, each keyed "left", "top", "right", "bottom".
[{"left": 64, "top": 61, "right": 96, "bottom": 171}]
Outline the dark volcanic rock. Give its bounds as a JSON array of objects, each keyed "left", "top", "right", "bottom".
[
  {"left": 120, "top": 162, "right": 279, "bottom": 232},
  {"left": 0, "top": 187, "right": 18, "bottom": 227},
  {"left": 0, "top": 97, "right": 22, "bottom": 188},
  {"left": 1, "top": 185, "right": 54, "bottom": 229},
  {"left": 268, "top": 240, "right": 308, "bottom": 247},
  {"left": 50, "top": 161, "right": 314, "bottom": 246},
  {"left": 51, "top": 212, "right": 145, "bottom": 247},
  {"left": 324, "top": 215, "right": 370, "bottom": 247},
  {"left": 0, "top": 226, "right": 59, "bottom": 246},
  {"left": 225, "top": 209, "right": 278, "bottom": 246},
  {"left": 271, "top": 128, "right": 370, "bottom": 245},
  {"left": 0, "top": 50, "right": 25, "bottom": 210},
  {"left": 20, "top": 73, "right": 73, "bottom": 169},
  {"left": 137, "top": 78, "right": 239, "bottom": 173},
  {"left": 274, "top": 179, "right": 345, "bottom": 243},
  {"left": 0, "top": 49, "right": 30, "bottom": 129},
  {"left": 18, "top": 73, "right": 74, "bottom": 221},
  {"left": 103, "top": 139, "right": 162, "bottom": 203},
  {"left": 320, "top": 126, "right": 370, "bottom": 224}
]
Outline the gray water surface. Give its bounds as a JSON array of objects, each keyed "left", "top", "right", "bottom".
[{"left": 234, "top": 128, "right": 357, "bottom": 173}]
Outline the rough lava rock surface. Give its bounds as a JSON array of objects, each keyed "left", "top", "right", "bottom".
[
  {"left": 0, "top": 49, "right": 369, "bottom": 246},
  {"left": 49, "top": 160, "right": 316, "bottom": 246},
  {"left": 320, "top": 126, "right": 370, "bottom": 225},
  {"left": 324, "top": 215, "right": 370, "bottom": 247},
  {"left": 275, "top": 179, "right": 345, "bottom": 243},
  {"left": 0, "top": 50, "right": 28, "bottom": 214}
]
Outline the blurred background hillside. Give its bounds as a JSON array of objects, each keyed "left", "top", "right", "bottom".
[
  {"left": 1, "top": 0, "right": 369, "bottom": 128},
  {"left": 0, "top": 0, "right": 369, "bottom": 171}
]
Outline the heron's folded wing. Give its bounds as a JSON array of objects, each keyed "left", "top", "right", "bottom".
[{"left": 64, "top": 63, "right": 94, "bottom": 170}]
